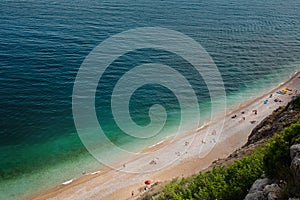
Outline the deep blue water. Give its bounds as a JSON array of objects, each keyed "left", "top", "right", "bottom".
[{"left": 1, "top": 0, "right": 300, "bottom": 199}]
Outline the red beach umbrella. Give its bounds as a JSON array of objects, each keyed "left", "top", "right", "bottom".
[{"left": 144, "top": 180, "right": 151, "bottom": 185}]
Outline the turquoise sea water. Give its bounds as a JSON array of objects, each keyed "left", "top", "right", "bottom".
[{"left": 1, "top": 0, "right": 300, "bottom": 199}]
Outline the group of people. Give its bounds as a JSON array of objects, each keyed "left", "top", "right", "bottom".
[{"left": 230, "top": 108, "right": 258, "bottom": 124}]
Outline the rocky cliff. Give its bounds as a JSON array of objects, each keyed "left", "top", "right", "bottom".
[
  {"left": 244, "top": 96, "right": 300, "bottom": 200},
  {"left": 244, "top": 144, "right": 300, "bottom": 200},
  {"left": 245, "top": 98, "right": 300, "bottom": 146}
]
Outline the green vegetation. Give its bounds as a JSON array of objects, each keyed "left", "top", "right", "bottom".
[
  {"left": 151, "top": 97, "right": 300, "bottom": 200},
  {"left": 263, "top": 116, "right": 300, "bottom": 196},
  {"left": 294, "top": 95, "right": 300, "bottom": 107},
  {"left": 156, "top": 148, "right": 265, "bottom": 200}
]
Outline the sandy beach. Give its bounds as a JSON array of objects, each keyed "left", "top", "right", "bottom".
[{"left": 26, "top": 71, "right": 300, "bottom": 200}]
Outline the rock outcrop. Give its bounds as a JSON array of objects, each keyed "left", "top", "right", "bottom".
[
  {"left": 246, "top": 99, "right": 300, "bottom": 146},
  {"left": 290, "top": 144, "right": 300, "bottom": 197},
  {"left": 244, "top": 144, "right": 300, "bottom": 200},
  {"left": 244, "top": 178, "right": 272, "bottom": 200},
  {"left": 244, "top": 179, "right": 286, "bottom": 200}
]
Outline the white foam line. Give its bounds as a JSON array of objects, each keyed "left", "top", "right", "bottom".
[
  {"left": 90, "top": 171, "right": 101, "bottom": 175},
  {"left": 198, "top": 124, "right": 206, "bottom": 130},
  {"left": 62, "top": 179, "right": 73, "bottom": 185},
  {"left": 197, "top": 122, "right": 210, "bottom": 131},
  {"left": 156, "top": 140, "right": 164, "bottom": 145}
]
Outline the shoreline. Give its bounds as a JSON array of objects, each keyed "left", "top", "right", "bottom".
[
  {"left": 142, "top": 70, "right": 299, "bottom": 154},
  {"left": 25, "top": 71, "right": 300, "bottom": 200}
]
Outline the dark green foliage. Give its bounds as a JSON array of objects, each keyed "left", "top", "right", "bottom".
[
  {"left": 155, "top": 116, "right": 300, "bottom": 200},
  {"left": 294, "top": 95, "right": 300, "bottom": 107},
  {"left": 263, "top": 117, "right": 300, "bottom": 180},
  {"left": 224, "top": 152, "right": 265, "bottom": 199},
  {"left": 158, "top": 150, "right": 265, "bottom": 200}
]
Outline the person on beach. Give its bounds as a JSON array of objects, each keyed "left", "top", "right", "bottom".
[
  {"left": 175, "top": 151, "right": 180, "bottom": 156},
  {"left": 274, "top": 98, "right": 282, "bottom": 103},
  {"left": 150, "top": 160, "right": 157, "bottom": 165},
  {"left": 212, "top": 129, "right": 216, "bottom": 135},
  {"left": 131, "top": 190, "right": 134, "bottom": 197}
]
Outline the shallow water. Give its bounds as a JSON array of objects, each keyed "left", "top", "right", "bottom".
[{"left": 1, "top": 0, "right": 300, "bottom": 199}]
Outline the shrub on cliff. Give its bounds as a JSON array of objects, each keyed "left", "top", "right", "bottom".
[
  {"left": 263, "top": 116, "right": 300, "bottom": 189},
  {"left": 158, "top": 149, "right": 265, "bottom": 200},
  {"left": 294, "top": 95, "right": 300, "bottom": 107}
]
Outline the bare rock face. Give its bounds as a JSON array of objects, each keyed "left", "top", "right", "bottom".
[
  {"left": 290, "top": 144, "right": 300, "bottom": 159},
  {"left": 244, "top": 178, "right": 272, "bottom": 200},
  {"left": 244, "top": 192, "right": 264, "bottom": 200},
  {"left": 290, "top": 144, "right": 300, "bottom": 196},
  {"left": 244, "top": 181, "right": 285, "bottom": 200},
  {"left": 263, "top": 183, "right": 284, "bottom": 200},
  {"left": 244, "top": 144, "right": 300, "bottom": 200},
  {"left": 249, "top": 178, "right": 273, "bottom": 193}
]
